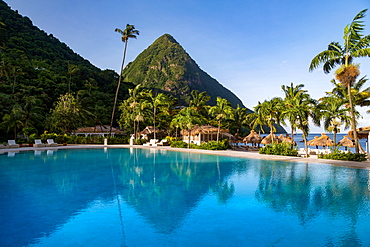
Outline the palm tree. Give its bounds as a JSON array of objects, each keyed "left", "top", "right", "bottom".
[
  {"left": 171, "top": 107, "right": 203, "bottom": 148},
  {"left": 1, "top": 104, "right": 24, "bottom": 139},
  {"left": 246, "top": 107, "right": 265, "bottom": 134},
  {"left": 109, "top": 24, "right": 139, "bottom": 135},
  {"left": 67, "top": 63, "right": 79, "bottom": 93},
  {"left": 148, "top": 92, "right": 171, "bottom": 140},
  {"left": 189, "top": 90, "right": 211, "bottom": 120},
  {"left": 316, "top": 96, "right": 351, "bottom": 148},
  {"left": 282, "top": 94, "right": 318, "bottom": 157},
  {"left": 252, "top": 98, "right": 283, "bottom": 143},
  {"left": 209, "top": 97, "right": 234, "bottom": 142},
  {"left": 123, "top": 84, "right": 150, "bottom": 139},
  {"left": 230, "top": 105, "right": 249, "bottom": 137},
  {"left": 309, "top": 9, "right": 370, "bottom": 153},
  {"left": 281, "top": 83, "right": 308, "bottom": 144},
  {"left": 329, "top": 77, "right": 370, "bottom": 109}
]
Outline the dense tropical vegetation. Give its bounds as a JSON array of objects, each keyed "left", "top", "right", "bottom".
[{"left": 309, "top": 9, "right": 370, "bottom": 153}]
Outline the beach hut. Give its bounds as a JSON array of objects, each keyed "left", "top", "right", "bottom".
[
  {"left": 348, "top": 126, "right": 370, "bottom": 153},
  {"left": 243, "top": 130, "right": 262, "bottom": 146},
  {"left": 261, "top": 133, "right": 281, "bottom": 145},
  {"left": 139, "top": 126, "right": 167, "bottom": 140},
  {"left": 73, "top": 125, "right": 125, "bottom": 136},
  {"left": 181, "top": 125, "right": 234, "bottom": 145}
]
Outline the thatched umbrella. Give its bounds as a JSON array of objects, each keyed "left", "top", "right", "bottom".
[
  {"left": 243, "top": 130, "right": 262, "bottom": 144},
  {"left": 278, "top": 134, "right": 297, "bottom": 146},
  {"left": 308, "top": 133, "right": 333, "bottom": 147},
  {"left": 261, "top": 133, "right": 281, "bottom": 145},
  {"left": 338, "top": 135, "right": 355, "bottom": 148},
  {"left": 307, "top": 136, "right": 319, "bottom": 146}
]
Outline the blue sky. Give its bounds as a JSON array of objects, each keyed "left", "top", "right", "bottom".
[{"left": 5, "top": 0, "right": 370, "bottom": 132}]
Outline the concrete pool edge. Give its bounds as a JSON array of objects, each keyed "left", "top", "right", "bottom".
[{"left": 1, "top": 144, "right": 370, "bottom": 170}]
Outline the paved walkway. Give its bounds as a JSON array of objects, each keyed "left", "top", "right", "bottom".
[{"left": 1, "top": 144, "right": 370, "bottom": 170}]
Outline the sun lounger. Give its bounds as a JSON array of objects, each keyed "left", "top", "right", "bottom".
[
  {"left": 46, "top": 139, "right": 59, "bottom": 147},
  {"left": 155, "top": 139, "right": 169, "bottom": 146},
  {"left": 0, "top": 144, "right": 8, "bottom": 149},
  {"left": 34, "top": 139, "right": 46, "bottom": 148},
  {"left": 7, "top": 140, "right": 19, "bottom": 148},
  {"left": 143, "top": 139, "right": 159, "bottom": 146}
]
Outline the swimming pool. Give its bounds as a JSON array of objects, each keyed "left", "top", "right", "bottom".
[{"left": 1, "top": 148, "right": 370, "bottom": 246}]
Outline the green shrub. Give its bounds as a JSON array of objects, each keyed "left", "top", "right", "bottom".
[
  {"left": 318, "top": 151, "right": 367, "bottom": 162},
  {"left": 259, "top": 142, "right": 298, "bottom": 156},
  {"left": 165, "top": 136, "right": 181, "bottom": 146},
  {"left": 170, "top": 140, "right": 189, "bottom": 148},
  {"left": 39, "top": 133, "right": 128, "bottom": 144},
  {"left": 134, "top": 138, "right": 148, "bottom": 145},
  {"left": 196, "top": 139, "right": 231, "bottom": 150}
]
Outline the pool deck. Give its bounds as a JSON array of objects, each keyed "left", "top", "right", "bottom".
[{"left": 1, "top": 144, "right": 370, "bottom": 170}]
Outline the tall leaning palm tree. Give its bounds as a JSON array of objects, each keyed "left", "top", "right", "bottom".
[
  {"left": 309, "top": 9, "right": 370, "bottom": 153},
  {"left": 109, "top": 24, "right": 139, "bottom": 135}
]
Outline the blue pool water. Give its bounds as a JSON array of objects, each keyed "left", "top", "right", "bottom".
[{"left": 1, "top": 148, "right": 370, "bottom": 246}]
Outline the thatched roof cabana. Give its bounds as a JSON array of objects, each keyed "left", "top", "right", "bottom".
[
  {"left": 338, "top": 135, "right": 355, "bottom": 147},
  {"left": 243, "top": 130, "right": 262, "bottom": 144},
  {"left": 73, "top": 125, "right": 125, "bottom": 136},
  {"left": 139, "top": 126, "right": 167, "bottom": 139},
  {"left": 261, "top": 133, "right": 281, "bottom": 145},
  {"left": 348, "top": 126, "right": 370, "bottom": 139},
  {"left": 180, "top": 125, "right": 234, "bottom": 145},
  {"left": 180, "top": 125, "right": 228, "bottom": 135}
]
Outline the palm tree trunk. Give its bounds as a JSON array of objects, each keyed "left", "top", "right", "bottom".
[
  {"left": 347, "top": 84, "right": 360, "bottom": 153},
  {"left": 333, "top": 127, "right": 337, "bottom": 150},
  {"left": 109, "top": 41, "right": 129, "bottom": 135},
  {"left": 217, "top": 120, "right": 221, "bottom": 143},
  {"left": 188, "top": 130, "right": 190, "bottom": 149},
  {"left": 153, "top": 107, "right": 156, "bottom": 140},
  {"left": 303, "top": 132, "right": 309, "bottom": 158}
]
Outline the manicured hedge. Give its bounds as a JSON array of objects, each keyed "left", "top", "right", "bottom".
[
  {"left": 259, "top": 143, "right": 298, "bottom": 156},
  {"left": 318, "top": 152, "right": 367, "bottom": 162}
]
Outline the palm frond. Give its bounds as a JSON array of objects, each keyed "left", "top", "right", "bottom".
[{"left": 309, "top": 50, "right": 342, "bottom": 72}]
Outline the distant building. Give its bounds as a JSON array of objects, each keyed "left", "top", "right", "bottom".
[{"left": 73, "top": 125, "right": 125, "bottom": 136}]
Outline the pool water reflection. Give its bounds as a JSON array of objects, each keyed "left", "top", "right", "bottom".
[{"left": 1, "top": 148, "right": 370, "bottom": 246}]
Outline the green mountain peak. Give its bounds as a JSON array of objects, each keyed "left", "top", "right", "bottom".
[{"left": 121, "top": 34, "right": 246, "bottom": 108}]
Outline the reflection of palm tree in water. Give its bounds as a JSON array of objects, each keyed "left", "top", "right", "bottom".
[{"left": 108, "top": 150, "right": 126, "bottom": 247}]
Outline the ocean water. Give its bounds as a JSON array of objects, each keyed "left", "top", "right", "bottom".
[
  {"left": 253, "top": 133, "right": 368, "bottom": 152},
  {"left": 1, "top": 148, "right": 370, "bottom": 246}
]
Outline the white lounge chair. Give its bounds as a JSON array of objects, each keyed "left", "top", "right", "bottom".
[
  {"left": 34, "top": 139, "right": 46, "bottom": 148},
  {"left": 143, "top": 139, "right": 159, "bottom": 146},
  {"left": 47, "top": 139, "right": 59, "bottom": 147},
  {"left": 156, "top": 139, "right": 169, "bottom": 146},
  {"left": 7, "top": 140, "right": 19, "bottom": 148}
]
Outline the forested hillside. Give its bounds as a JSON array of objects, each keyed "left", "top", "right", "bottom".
[
  {"left": 0, "top": 0, "right": 133, "bottom": 139},
  {"left": 0, "top": 1, "right": 285, "bottom": 141}
]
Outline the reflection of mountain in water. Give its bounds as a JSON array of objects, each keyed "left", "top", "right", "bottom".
[
  {"left": 0, "top": 149, "right": 239, "bottom": 246},
  {"left": 117, "top": 149, "right": 237, "bottom": 233}
]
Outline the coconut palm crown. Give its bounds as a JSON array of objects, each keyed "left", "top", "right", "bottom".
[{"left": 309, "top": 9, "right": 370, "bottom": 73}]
